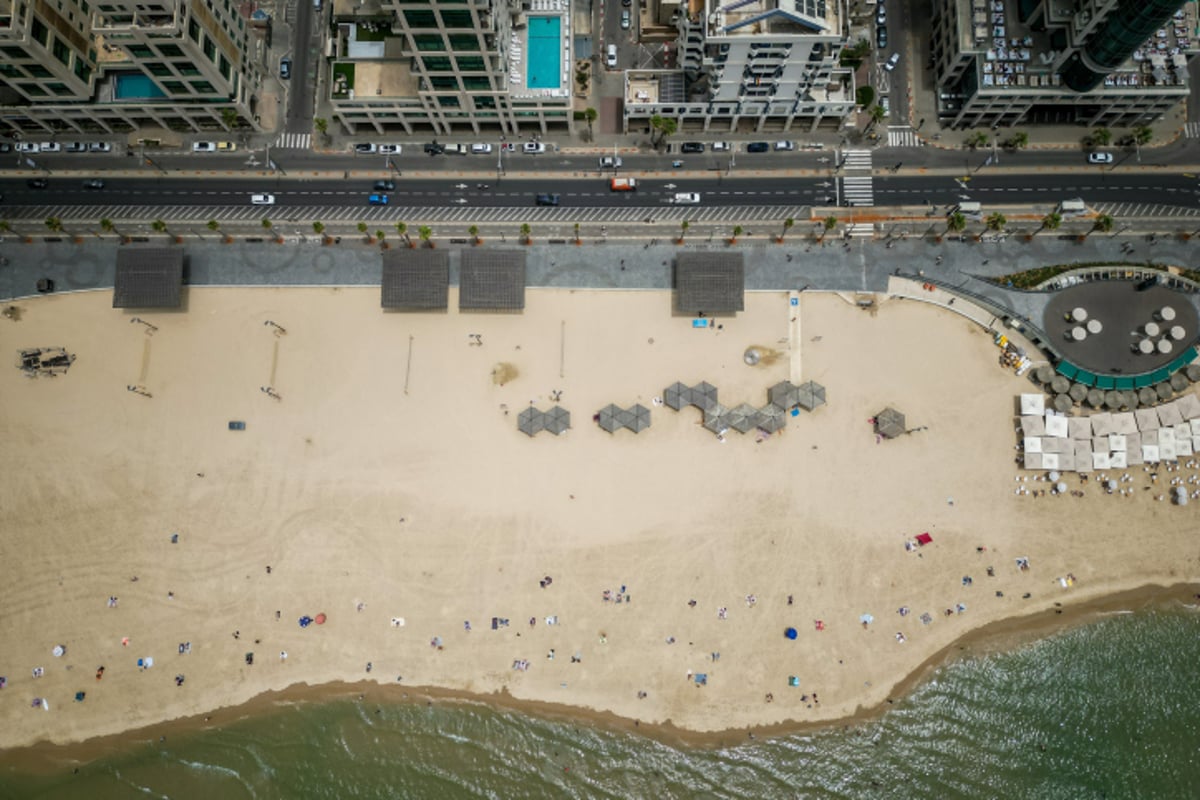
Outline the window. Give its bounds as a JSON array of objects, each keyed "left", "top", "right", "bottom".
[
  {"left": 49, "top": 82, "right": 73, "bottom": 95},
  {"left": 27, "top": 63, "right": 53, "bottom": 78},
  {"left": 158, "top": 44, "right": 185, "bottom": 57},
  {"left": 429, "top": 76, "right": 457, "bottom": 89},
  {"left": 403, "top": 9, "right": 437, "bottom": 27},
  {"left": 176, "top": 62, "right": 200, "bottom": 76},
  {"left": 2, "top": 46, "right": 26, "bottom": 59},
  {"left": 219, "top": 55, "right": 230, "bottom": 80},
  {"left": 52, "top": 37, "right": 71, "bottom": 65},
  {"left": 20, "top": 83, "right": 47, "bottom": 95},
  {"left": 188, "top": 19, "right": 200, "bottom": 42},
  {"left": 146, "top": 61, "right": 172, "bottom": 76},
  {"left": 437, "top": 95, "right": 460, "bottom": 107},
  {"left": 413, "top": 34, "right": 443, "bottom": 51},
  {"left": 162, "top": 80, "right": 187, "bottom": 93},
  {"left": 449, "top": 34, "right": 478, "bottom": 51},
  {"left": 30, "top": 17, "right": 48, "bottom": 46},
  {"left": 462, "top": 76, "right": 491, "bottom": 90},
  {"left": 474, "top": 96, "right": 496, "bottom": 109},
  {"left": 456, "top": 56, "right": 484, "bottom": 71},
  {"left": 422, "top": 56, "right": 452, "bottom": 71},
  {"left": 441, "top": 10, "right": 472, "bottom": 27},
  {"left": 73, "top": 60, "right": 91, "bottom": 82},
  {"left": 128, "top": 44, "right": 154, "bottom": 58},
  {"left": 203, "top": 37, "right": 216, "bottom": 61},
  {"left": 190, "top": 80, "right": 215, "bottom": 93}
]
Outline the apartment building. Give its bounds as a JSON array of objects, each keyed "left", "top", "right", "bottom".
[
  {"left": 326, "top": 0, "right": 574, "bottom": 136},
  {"left": 930, "top": 0, "right": 1195, "bottom": 128},
  {"left": 0, "top": 0, "right": 263, "bottom": 136},
  {"left": 624, "top": 0, "right": 856, "bottom": 134}
]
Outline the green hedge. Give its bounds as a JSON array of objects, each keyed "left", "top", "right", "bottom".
[{"left": 991, "top": 261, "right": 1200, "bottom": 289}]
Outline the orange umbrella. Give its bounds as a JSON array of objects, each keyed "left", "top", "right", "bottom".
[{"left": 315, "top": 613, "right": 327, "bottom": 625}]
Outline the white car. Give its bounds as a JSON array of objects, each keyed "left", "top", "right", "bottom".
[
  {"left": 192, "top": 141, "right": 216, "bottom": 152},
  {"left": 599, "top": 156, "right": 623, "bottom": 168},
  {"left": 621, "top": 9, "right": 631, "bottom": 28},
  {"left": 606, "top": 43, "right": 617, "bottom": 68},
  {"left": 523, "top": 141, "right": 546, "bottom": 154},
  {"left": 672, "top": 192, "right": 701, "bottom": 204},
  {"left": 471, "top": 143, "right": 493, "bottom": 154},
  {"left": 379, "top": 144, "right": 402, "bottom": 155},
  {"left": 1087, "top": 152, "right": 1113, "bottom": 164},
  {"left": 884, "top": 52, "right": 901, "bottom": 71},
  {"left": 64, "top": 142, "right": 88, "bottom": 153},
  {"left": 16, "top": 143, "right": 38, "bottom": 153},
  {"left": 250, "top": 194, "right": 276, "bottom": 205},
  {"left": 775, "top": 140, "right": 795, "bottom": 151},
  {"left": 711, "top": 142, "right": 731, "bottom": 151},
  {"left": 89, "top": 142, "right": 113, "bottom": 153},
  {"left": 38, "top": 142, "right": 61, "bottom": 152}
]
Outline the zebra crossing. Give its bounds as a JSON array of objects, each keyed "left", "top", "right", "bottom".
[
  {"left": 840, "top": 148, "right": 873, "bottom": 171},
  {"left": 1185, "top": 122, "right": 1200, "bottom": 138},
  {"left": 886, "top": 127, "right": 923, "bottom": 147},
  {"left": 1091, "top": 201, "right": 1200, "bottom": 218},
  {"left": 844, "top": 223, "right": 876, "bottom": 238},
  {"left": 273, "top": 132, "right": 312, "bottom": 150}
]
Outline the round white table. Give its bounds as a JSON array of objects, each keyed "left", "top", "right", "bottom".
[
  {"left": 1086, "top": 319, "right": 1102, "bottom": 334},
  {"left": 1158, "top": 338, "right": 1174, "bottom": 354},
  {"left": 1170, "top": 325, "right": 1186, "bottom": 341},
  {"left": 1160, "top": 306, "right": 1176, "bottom": 322},
  {"left": 1138, "top": 339, "right": 1155, "bottom": 354},
  {"left": 1145, "top": 321, "right": 1161, "bottom": 337},
  {"left": 1071, "top": 327, "right": 1086, "bottom": 342},
  {"left": 1071, "top": 307, "right": 1088, "bottom": 322}
]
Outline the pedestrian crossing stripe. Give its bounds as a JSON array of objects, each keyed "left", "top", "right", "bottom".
[
  {"left": 274, "top": 132, "right": 312, "bottom": 150},
  {"left": 886, "top": 128, "right": 923, "bottom": 148},
  {"left": 1185, "top": 122, "right": 1200, "bottom": 139}
]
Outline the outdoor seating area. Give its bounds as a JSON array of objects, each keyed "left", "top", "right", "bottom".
[
  {"left": 1041, "top": 347, "right": 1199, "bottom": 410},
  {"left": 17, "top": 346, "right": 75, "bottom": 378},
  {"left": 1018, "top": 391, "right": 1200, "bottom": 471}
]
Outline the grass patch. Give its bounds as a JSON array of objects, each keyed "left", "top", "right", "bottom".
[
  {"left": 354, "top": 22, "right": 389, "bottom": 42},
  {"left": 331, "top": 62, "right": 355, "bottom": 99},
  {"left": 990, "top": 261, "right": 1200, "bottom": 290}
]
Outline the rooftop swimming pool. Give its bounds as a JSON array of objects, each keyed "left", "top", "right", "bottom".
[
  {"left": 526, "top": 16, "right": 562, "bottom": 90},
  {"left": 115, "top": 73, "right": 167, "bottom": 100}
]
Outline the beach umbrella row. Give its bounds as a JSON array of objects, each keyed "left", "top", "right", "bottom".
[
  {"left": 517, "top": 406, "right": 571, "bottom": 437},
  {"left": 597, "top": 403, "right": 651, "bottom": 434}
]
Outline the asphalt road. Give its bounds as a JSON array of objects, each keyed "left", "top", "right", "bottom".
[{"left": 286, "top": 0, "right": 317, "bottom": 131}]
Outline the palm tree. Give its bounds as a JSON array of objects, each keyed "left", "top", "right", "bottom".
[
  {"left": 945, "top": 212, "right": 967, "bottom": 239},
  {"left": 469, "top": 224, "right": 481, "bottom": 246},
  {"left": 395, "top": 222, "right": 411, "bottom": 247},
  {"left": 985, "top": 212, "right": 1006, "bottom": 232},
  {"left": 418, "top": 225, "right": 434, "bottom": 248},
  {"left": 1004, "top": 131, "right": 1029, "bottom": 150},
  {"left": 573, "top": 222, "right": 581, "bottom": 245},
  {"left": 1092, "top": 213, "right": 1114, "bottom": 236},
  {"left": 867, "top": 105, "right": 886, "bottom": 133},
  {"left": 314, "top": 117, "right": 329, "bottom": 141},
  {"left": 376, "top": 229, "right": 387, "bottom": 249},
  {"left": 261, "top": 218, "right": 281, "bottom": 243},
  {"left": 820, "top": 216, "right": 838, "bottom": 241},
  {"left": 357, "top": 222, "right": 372, "bottom": 243},
  {"left": 519, "top": 222, "right": 532, "bottom": 245},
  {"left": 99, "top": 217, "right": 120, "bottom": 241},
  {"left": 584, "top": 107, "right": 598, "bottom": 141},
  {"left": 777, "top": 217, "right": 794, "bottom": 244},
  {"left": 649, "top": 115, "right": 677, "bottom": 149},
  {"left": 45, "top": 216, "right": 64, "bottom": 235},
  {"left": 1132, "top": 125, "right": 1153, "bottom": 145},
  {"left": 677, "top": 219, "right": 690, "bottom": 245},
  {"left": 207, "top": 219, "right": 230, "bottom": 243},
  {"left": 729, "top": 224, "right": 743, "bottom": 244},
  {"left": 220, "top": 108, "right": 238, "bottom": 131},
  {"left": 1036, "top": 212, "right": 1061, "bottom": 237},
  {"left": 151, "top": 219, "right": 170, "bottom": 240},
  {"left": 313, "top": 221, "right": 327, "bottom": 243},
  {"left": 1090, "top": 127, "right": 1112, "bottom": 148},
  {"left": 964, "top": 131, "right": 989, "bottom": 149}
]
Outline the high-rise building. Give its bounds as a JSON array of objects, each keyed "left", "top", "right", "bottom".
[
  {"left": 624, "top": 0, "right": 856, "bottom": 133},
  {"left": 930, "top": 0, "right": 1195, "bottom": 128},
  {"left": 0, "top": 0, "right": 264, "bottom": 136},
  {"left": 327, "top": 0, "right": 574, "bottom": 136}
]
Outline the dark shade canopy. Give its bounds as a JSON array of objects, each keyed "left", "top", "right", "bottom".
[
  {"left": 112, "top": 247, "right": 184, "bottom": 308},
  {"left": 768, "top": 380, "right": 799, "bottom": 410},
  {"left": 674, "top": 252, "right": 745, "bottom": 315},
  {"left": 598, "top": 404, "right": 620, "bottom": 433},
  {"left": 1054, "top": 393, "right": 1075, "bottom": 412},
  {"left": 517, "top": 406, "right": 544, "bottom": 437},
  {"left": 875, "top": 407, "right": 906, "bottom": 438},
  {"left": 729, "top": 403, "right": 758, "bottom": 434},
  {"left": 1156, "top": 382, "right": 1174, "bottom": 401},
  {"left": 628, "top": 404, "right": 651, "bottom": 433},
  {"left": 664, "top": 382, "right": 690, "bottom": 411},
  {"left": 1068, "top": 382, "right": 1089, "bottom": 402},
  {"left": 703, "top": 403, "right": 729, "bottom": 434},
  {"left": 381, "top": 249, "right": 449, "bottom": 310},
  {"left": 544, "top": 405, "right": 571, "bottom": 435},
  {"left": 756, "top": 404, "right": 787, "bottom": 433},
  {"left": 692, "top": 381, "right": 719, "bottom": 412},
  {"left": 797, "top": 380, "right": 826, "bottom": 411},
  {"left": 1171, "top": 372, "right": 1190, "bottom": 392},
  {"left": 460, "top": 249, "right": 526, "bottom": 311},
  {"left": 1034, "top": 365, "right": 1055, "bottom": 384},
  {"left": 1138, "top": 386, "right": 1158, "bottom": 406},
  {"left": 1186, "top": 363, "right": 1200, "bottom": 382},
  {"left": 1104, "top": 390, "right": 1123, "bottom": 410},
  {"left": 1121, "top": 390, "right": 1139, "bottom": 410},
  {"left": 1050, "top": 376, "right": 1071, "bottom": 394}
]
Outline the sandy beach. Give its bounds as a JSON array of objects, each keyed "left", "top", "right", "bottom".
[{"left": 1, "top": 285, "right": 1196, "bottom": 752}]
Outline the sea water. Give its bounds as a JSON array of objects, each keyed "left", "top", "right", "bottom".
[{"left": 3, "top": 608, "right": 1199, "bottom": 799}]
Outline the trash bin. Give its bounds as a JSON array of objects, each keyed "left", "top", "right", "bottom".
[{"left": 36, "top": 278, "right": 55, "bottom": 293}]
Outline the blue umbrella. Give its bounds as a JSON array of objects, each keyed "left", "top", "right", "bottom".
[{"left": 784, "top": 627, "right": 798, "bottom": 640}]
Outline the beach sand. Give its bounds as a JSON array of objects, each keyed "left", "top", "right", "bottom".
[{"left": 1, "top": 286, "right": 1196, "bottom": 751}]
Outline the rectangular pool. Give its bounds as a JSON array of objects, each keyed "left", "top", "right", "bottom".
[
  {"left": 526, "top": 16, "right": 562, "bottom": 90},
  {"left": 115, "top": 73, "right": 167, "bottom": 100}
]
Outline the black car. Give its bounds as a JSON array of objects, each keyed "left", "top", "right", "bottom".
[
  {"left": 280, "top": 58, "right": 291, "bottom": 80},
  {"left": 876, "top": 25, "right": 887, "bottom": 49},
  {"left": 535, "top": 193, "right": 560, "bottom": 206},
  {"left": 27, "top": 178, "right": 48, "bottom": 189},
  {"left": 746, "top": 142, "right": 769, "bottom": 153},
  {"left": 373, "top": 180, "right": 396, "bottom": 191},
  {"left": 424, "top": 142, "right": 445, "bottom": 155},
  {"left": 82, "top": 179, "right": 104, "bottom": 190},
  {"left": 680, "top": 141, "right": 705, "bottom": 154}
]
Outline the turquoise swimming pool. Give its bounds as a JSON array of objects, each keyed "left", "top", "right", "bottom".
[
  {"left": 526, "top": 16, "right": 562, "bottom": 89},
  {"left": 115, "top": 73, "right": 167, "bottom": 100}
]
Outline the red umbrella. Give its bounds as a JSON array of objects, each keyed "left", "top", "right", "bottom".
[
  {"left": 315, "top": 613, "right": 327, "bottom": 625},
  {"left": 916, "top": 533, "right": 933, "bottom": 546}
]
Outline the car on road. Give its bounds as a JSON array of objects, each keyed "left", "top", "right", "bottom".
[
  {"left": 374, "top": 180, "right": 396, "bottom": 191},
  {"left": 672, "top": 192, "right": 701, "bottom": 204},
  {"left": 280, "top": 58, "right": 291, "bottom": 80},
  {"left": 621, "top": 10, "right": 631, "bottom": 28},
  {"left": 680, "top": 141, "right": 705, "bottom": 154},
  {"left": 368, "top": 194, "right": 389, "bottom": 205},
  {"left": 523, "top": 141, "right": 547, "bottom": 154},
  {"left": 599, "top": 156, "right": 623, "bottom": 168},
  {"left": 501, "top": 142, "right": 516, "bottom": 152},
  {"left": 39, "top": 142, "right": 61, "bottom": 152},
  {"left": 775, "top": 140, "right": 795, "bottom": 151},
  {"left": 250, "top": 193, "right": 275, "bottom": 205},
  {"left": 17, "top": 142, "right": 37, "bottom": 153},
  {"left": 471, "top": 143, "right": 494, "bottom": 154},
  {"left": 82, "top": 179, "right": 104, "bottom": 190},
  {"left": 89, "top": 142, "right": 112, "bottom": 152},
  {"left": 606, "top": 43, "right": 617, "bottom": 68},
  {"left": 876, "top": 25, "right": 887, "bottom": 49},
  {"left": 192, "top": 141, "right": 216, "bottom": 152},
  {"left": 712, "top": 141, "right": 731, "bottom": 151},
  {"left": 379, "top": 144, "right": 402, "bottom": 155},
  {"left": 622, "top": 0, "right": 631, "bottom": 5},
  {"left": 884, "top": 52, "right": 901, "bottom": 71},
  {"left": 746, "top": 141, "right": 769, "bottom": 153},
  {"left": 27, "top": 178, "right": 48, "bottom": 189},
  {"left": 535, "top": 193, "right": 560, "bottom": 206},
  {"left": 876, "top": 7, "right": 886, "bottom": 24},
  {"left": 355, "top": 143, "right": 378, "bottom": 154},
  {"left": 1087, "top": 152, "right": 1113, "bottom": 164}
]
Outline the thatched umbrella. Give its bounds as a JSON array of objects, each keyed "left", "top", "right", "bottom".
[
  {"left": 1121, "top": 390, "right": 1139, "bottom": 410},
  {"left": 1138, "top": 386, "right": 1158, "bottom": 406},
  {"left": 1170, "top": 372, "right": 1189, "bottom": 392},
  {"left": 544, "top": 405, "right": 571, "bottom": 435},
  {"left": 1050, "top": 375, "right": 1071, "bottom": 394},
  {"left": 1156, "top": 382, "right": 1174, "bottom": 401},
  {"left": 1086, "top": 388, "right": 1106, "bottom": 408},
  {"left": 628, "top": 404, "right": 651, "bottom": 433},
  {"left": 797, "top": 381, "right": 827, "bottom": 411},
  {"left": 1034, "top": 365, "right": 1055, "bottom": 385},
  {"left": 1186, "top": 363, "right": 1200, "bottom": 383},
  {"left": 1068, "top": 382, "right": 1089, "bottom": 402},
  {"left": 1053, "top": 393, "right": 1074, "bottom": 412},
  {"left": 664, "top": 382, "right": 690, "bottom": 411},
  {"left": 875, "top": 407, "right": 906, "bottom": 439},
  {"left": 768, "top": 381, "right": 799, "bottom": 410},
  {"left": 756, "top": 404, "right": 786, "bottom": 433},
  {"left": 1104, "top": 390, "right": 1123, "bottom": 410},
  {"left": 729, "top": 403, "right": 759, "bottom": 434},
  {"left": 597, "top": 404, "right": 621, "bottom": 433},
  {"left": 517, "top": 406, "right": 544, "bottom": 437},
  {"left": 692, "top": 381, "right": 719, "bottom": 412}
]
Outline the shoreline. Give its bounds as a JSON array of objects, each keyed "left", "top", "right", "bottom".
[{"left": 3, "top": 579, "right": 1196, "bottom": 772}]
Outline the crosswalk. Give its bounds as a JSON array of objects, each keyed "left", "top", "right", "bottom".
[
  {"left": 274, "top": 132, "right": 311, "bottom": 150},
  {"left": 887, "top": 127, "right": 923, "bottom": 147},
  {"left": 839, "top": 148, "right": 875, "bottom": 206},
  {"left": 1185, "top": 122, "right": 1200, "bottom": 138},
  {"left": 841, "top": 148, "right": 873, "bottom": 170},
  {"left": 1092, "top": 201, "right": 1200, "bottom": 218},
  {"left": 845, "top": 223, "right": 876, "bottom": 238}
]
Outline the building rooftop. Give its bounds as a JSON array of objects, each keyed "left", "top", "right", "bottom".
[{"left": 704, "top": 0, "right": 838, "bottom": 38}]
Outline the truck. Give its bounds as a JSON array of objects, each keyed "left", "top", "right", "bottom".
[{"left": 610, "top": 177, "right": 637, "bottom": 191}]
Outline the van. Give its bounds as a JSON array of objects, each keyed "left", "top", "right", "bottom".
[
  {"left": 1059, "top": 198, "right": 1087, "bottom": 216},
  {"left": 606, "top": 44, "right": 617, "bottom": 68},
  {"left": 610, "top": 177, "right": 637, "bottom": 191},
  {"left": 443, "top": 144, "right": 469, "bottom": 156},
  {"left": 954, "top": 201, "right": 982, "bottom": 218}
]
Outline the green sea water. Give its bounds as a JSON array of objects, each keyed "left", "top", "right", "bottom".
[{"left": 3, "top": 608, "right": 1199, "bottom": 799}]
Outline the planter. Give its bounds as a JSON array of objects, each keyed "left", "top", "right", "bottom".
[{"left": 472, "top": 238, "right": 482, "bottom": 246}]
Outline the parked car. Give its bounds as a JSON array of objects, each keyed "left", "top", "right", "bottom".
[
  {"left": 368, "top": 194, "right": 389, "bottom": 205},
  {"left": 38, "top": 142, "right": 61, "bottom": 152},
  {"left": 523, "top": 141, "right": 546, "bottom": 154},
  {"left": 501, "top": 142, "right": 517, "bottom": 152},
  {"left": 0, "top": 142, "right": 11, "bottom": 153},
  {"left": 885, "top": 52, "right": 901, "bottom": 71},
  {"left": 876, "top": 7, "right": 886, "bottom": 24},
  {"left": 280, "top": 57, "right": 291, "bottom": 80},
  {"left": 250, "top": 193, "right": 275, "bottom": 205},
  {"left": 471, "top": 143, "right": 493, "bottom": 154},
  {"left": 423, "top": 142, "right": 444, "bottom": 155},
  {"left": 192, "top": 141, "right": 216, "bottom": 152},
  {"left": 89, "top": 142, "right": 112, "bottom": 153},
  {"left": 17, "top": 142, "right": 37, "bottom": 153},
  {"left": 680, "top": 141, "right": 705, "bottom": 154},
  {"left": 27, "top": 178, "right": 48, "bottom": 189},
  {"left": 606, "top": 43, "right": 617, "bottom": 68},
  {"left": 746, "top": 141, "right": 769, "bottom": 153},
  {"left": 775, "top": 140, "right": 795, "bottom": 151},
  {"left": 621, "top": 9, "right": 631, "bottom": 28},
  {"left": 379, "top": 144, "right": 403, "bottom": 155},
  {"left": 599, "top": 156, "right": 623, "bottom": 168},
  {"left": 216, "top": 141, "right": 237, "bottom": 151},
  {"left": 355, "top": 143, "right": 378, "bottom": 154},
  {"left": 82, "top": 179, "right": 105, "bottom": 190},
  {"left": 876, "top": 25, "right": 887, "bottom": 49},
  {"left": 1087, "top": 152, "right": 1113, "bottom": 164},
  {"left": 535, "top": 193, "right": 561, "bottom": 206},
  {"left": 711, "top": 141, "right": 731, "bottom": 151},
  {"left": 64, "top": 142, "right": 88, "bottom": 153}
]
